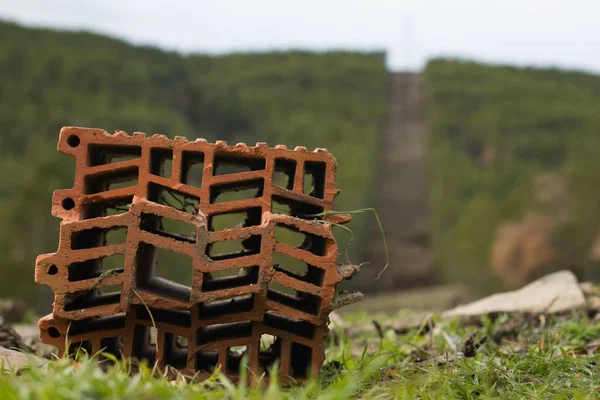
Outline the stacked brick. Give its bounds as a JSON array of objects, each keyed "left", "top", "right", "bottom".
[{"left": 35, "top": 127, "right": 357, "bottom": 382}]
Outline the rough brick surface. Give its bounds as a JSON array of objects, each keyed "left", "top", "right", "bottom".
[{"left": 36, "top": 127, "right": 358, "bottom": 382}]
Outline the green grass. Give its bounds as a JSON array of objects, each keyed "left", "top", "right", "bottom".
[{"left": 4, "top": 311, "right": 600, "bottom": 399}]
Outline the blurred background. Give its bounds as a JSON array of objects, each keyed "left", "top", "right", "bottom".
[{"left": 1, "top": 0, "right": 600, "bottom": 314}]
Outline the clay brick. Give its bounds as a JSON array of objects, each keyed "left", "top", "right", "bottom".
[{"left": 36, "top": 127, "right": 358, "bottom": 382}]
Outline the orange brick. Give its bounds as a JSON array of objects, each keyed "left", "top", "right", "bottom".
[{"left": 36, "top": 127, "right": 357, "bottom": 382}]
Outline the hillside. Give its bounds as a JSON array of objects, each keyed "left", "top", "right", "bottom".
[
  {"left": 6, "top": 20, "right": 600, "bottom": 306},
  {"left": 0, "top": 20, "right": 387, "bottom": 307},
  {"left": 426, "top": 59, "right": 600, "bottom": 292}
]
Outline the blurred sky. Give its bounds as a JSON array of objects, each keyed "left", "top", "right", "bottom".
[{"left": 1, "top": 0, "right": 599, "bottom": 72}]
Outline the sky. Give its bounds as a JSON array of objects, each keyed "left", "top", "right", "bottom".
[{"left": 1, "top": 0, "right": 599, "bottom": 72}]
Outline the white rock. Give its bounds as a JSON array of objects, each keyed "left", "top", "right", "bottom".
[
  {"left": 0, "top": 347, "right": 47, "bottom": 373},
  {"left": 443, "top": 270, "right": 585, "bottom": 317},
  {"left": 327, "top": 311, "right": 346, "bottom": 330}
]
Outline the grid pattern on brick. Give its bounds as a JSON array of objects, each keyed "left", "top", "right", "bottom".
[{"left": 36, "top": 127, "right": 352, "bottom": 382}]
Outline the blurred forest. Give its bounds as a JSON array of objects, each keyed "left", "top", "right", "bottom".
[
  {"left": 0, "top": 20, "right": 387, "bottom": 307},
  {"left": 4, "top": 19, "right": 600, "bottom": 308},
  {"left": 427, "top": 59, "right": 600, "bottom": 292}
]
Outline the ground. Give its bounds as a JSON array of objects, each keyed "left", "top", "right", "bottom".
[{"left": 2, "top": 308, "right": 600, "bottom": 399}]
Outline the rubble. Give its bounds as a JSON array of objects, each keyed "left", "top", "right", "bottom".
[
  {"left": 0, "top": 325, "right": 31, "bottom": 352},
  {"left": 0, "top": 347, "right": 47, "bottom": 373}
]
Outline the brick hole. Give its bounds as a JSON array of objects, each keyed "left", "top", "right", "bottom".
[
  {"left": 290, "top": 342, "right": 312, "bottom": 379},
  {"left": 208, "top": 207, "right": 262, "bottom": 231},
  {"left": 201, "top": 265, "right": 259, "bottom": 292},
  {"left": 272, "top": 200, "right": 290, "bottom": 215},
  {"left": 89, "top": 285, "right": 122, "bottom": 301},
  {"left": 303, "top": 161, "right": 326, "bottom": 199},
  {"left": 213, "top": 154, "right": 266, "bottom": 176},
  {"left": 274, "top": 225, "right": 304, "bottom": 247},
  {"left": 163, "top": 332, "right": 189, "bottom": 369},
  {"left": 48, "top": 327, "right": 61, "bottom": 338},
  {"left": 271, "top": 195, "right": 324, "bottom": 220},
  {"left": 99, "top": 336, "right": 124, "bottom": 361},
  {"left": 198, "top": 294, "right": 255, "bottom": 319},
  {"left": 264, "top": 311, "right": 315, "bottom": 339},
  {"left": 148, "top": 182, "right": 200, "bottom": 214},
  {"left": 68, "top": 340, "right": 92, "bottom": 359},
  {"left": 205, "top": 235, "right": 262, "bottom": 261},
  {"left": 88, "top": 144, "right": 141, "bottom": 166},
  {"left": 47, "top": 264, "right": 58, "bottom": 276},
  {"left": 273, "top": 158, "right": 296, "bottom": 190},
  {"left": 150, "top": 327, "right": 158, "bottom": 346},
  {"left": 84, "top": 167, "right": 139, "bottom": 194},
  {"left": 71, "top": 226, "right": 127, "bottom": 250},
  {"left": 132, "top": 325, "right": 157, "bottom": 365},
  {"left": 134, "top": 305, "right": 191, "bottom": 328},
  {"left": 195, "top": 351, "right": 218, "bottom": 373},
  {"left": 226, "top": 345, "right": 248, "bottom": 374},
  {"left": 83, "top": 196, "right": 133, "bottom": 219},
  {"left": 63, "top": 284, "right": 122, "bottom": 312},
  {"left": 267, "top": 282, "right": 322, "bottom": 316},
  {"left": 135, "top": 243, "right": 193, "bottom": 303},
  {"left": 68, "top": 254, "right": 125, "bottom": 282},
  {"left": 150, "top": 148, "right": 173, "bottom": 178},
  {"left": 209, "top": 179, "right": 264, "bottom": 204},
  {"left": 268, "top": 281, "right": 297, "bottom": 297},
  {"left": 273, "top": 252, "right": 325, "bottom": 286},
  {"left": 68, "top": 313, "right": 126, "bottom": 336},
  {"left": 259, "top": 334, "right": 281, "bottom": 374},
  {"left": 67, "top": 134, "right": 80, "bottom": 148},
  {"left": 140, "top": 213, "right": 196, "bottom": 243},
  {"left": 181, "top": 151, "right": 204, "bottom": 188},
  {"left": 259, "top": 333, "right": 275, "bottom": 351},
  {"left": 274, "top": 225, "right": 327, "bottom": 256},
  {"left": 197, "top": 321, "right": 252, "bottom": 345},
  {"left": 62, "top": 197, "right": 76, "bottom": 210},
  {"left": 177, "top": 336, "right": 188, "bottom": 347},
  {"left": 106, "top": 227, "right": 127, "bottom": 246}
]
